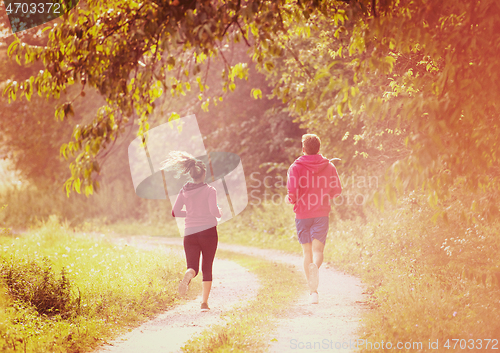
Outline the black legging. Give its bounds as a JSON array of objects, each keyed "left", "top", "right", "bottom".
[{"left": 183, "top": 226, "right": 218, "bottom": 281}]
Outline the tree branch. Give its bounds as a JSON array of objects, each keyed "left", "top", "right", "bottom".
[
  {"left": 372, "top": 0, "right": 377, "bottom": 18},
  {"left": 285, "top": 44, "right": 313, "bottom": 80},
  {"left": 203, "top": 55, "right": 211, "bottom": 86},
  {"left": 236, "top": 20, "right": 251, "bottom": 47}
]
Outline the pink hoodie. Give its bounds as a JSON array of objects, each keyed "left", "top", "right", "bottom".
[
  {"left": 287, "top": 154, "right": 342, "bottom": 219},
  {"left": 172, "top": 182, "right": 222, "bottom": 229}
]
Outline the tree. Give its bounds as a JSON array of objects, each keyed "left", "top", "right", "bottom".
[
  {"left": 253, "top": 0, "right": 500, "bottom": 218},
  {"left": 5, "top": 0, "right": 319, "bottom": 196},
  {"left": 4, "top": 0, "right": 500, "bottom": 220}
]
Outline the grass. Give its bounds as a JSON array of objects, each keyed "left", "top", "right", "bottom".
[
  {"left": 0, "top": 182, "right": 174, "bottom": 231},
  {"left": 335, "top": 200, "right": 500, "bottom": 352},
  {"left": 181, "top": 249, "right": 304, "bottom": 352},
  {"left": 4, "top": 181, "right": 499, "bottom": 352},
  {"left": 214, "top": 199, "right": 500, "bottom": 352},
  {"left": 217, "top": 205, "right": 300, "bottom": 253},
  {"left": 77, "top": 218, "right": 181, "bottom": 238},
  {"left": 0, "top": 216, "right": 190, "bottom": 353}
]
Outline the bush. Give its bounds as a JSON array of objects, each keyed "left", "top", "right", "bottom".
[
  {"left": 0, "top": 257, "right": 77, "bottom": 318},
  {"left": 323, "top": 191, "right": 500, "bottom": 347},
  {"left": 218, "top": 188, "right": 500, "bottom": 346},
  {"left": 0, "top": 216, "right": 186, "bottom": 352}
]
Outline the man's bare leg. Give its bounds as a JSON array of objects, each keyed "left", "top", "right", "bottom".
[
  {"left": 301, "top": 242, "right": 313, "bottom": 284},
  {"left": 312, "top": 238, "right": 325, "bottom": 269}
]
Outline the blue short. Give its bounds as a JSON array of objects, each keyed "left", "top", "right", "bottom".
[{"left": 295, "top": 217, "right": 329, "bottom": 244}]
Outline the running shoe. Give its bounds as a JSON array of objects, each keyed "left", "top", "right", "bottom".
[
  {"left": 309, "top": 292, "right": 319, "bottom": 304},
  {"left": 178, "top": 270, "right": 194, "bottom": 296},
  {"left": 201, "top": 302, "right": 210, "bottom": 312},
  {"left": 308, "top": 263, "right": 319, "bottom": 292}
]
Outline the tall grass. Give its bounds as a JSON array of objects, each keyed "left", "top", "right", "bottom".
[
  {"left": 218, "top": 197, "right": 500, "bottom": 351},
  {"left": 0, "top": 181, "right": 176, "bottom": 231},
  {"left": 340, "top": 197, "right": 500, "bottom": 351},
  {"left": 0, "top": 216, "right": 186, "bottom": 352},
  {"left": 217, "top": 202, "right": 300, "bottom": 252}
]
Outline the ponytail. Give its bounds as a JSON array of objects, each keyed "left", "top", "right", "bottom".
[{"left": 161, "top": 151, "right": 206, "bottom": 181}]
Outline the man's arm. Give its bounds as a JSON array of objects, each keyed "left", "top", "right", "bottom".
[
  {"left": 286, "top": 164, "right": 298, "bottom": 204},
  {"left": 330, "top": 165, "right": 342, "bottom": 198}
]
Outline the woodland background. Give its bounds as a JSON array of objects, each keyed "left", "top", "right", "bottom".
[{"left": 0, "top": 0, "right": 499, "bottom": 351}]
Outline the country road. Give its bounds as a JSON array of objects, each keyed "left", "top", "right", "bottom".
[{"left": 96, "top": 236, "right": 367, "bottom": 353}]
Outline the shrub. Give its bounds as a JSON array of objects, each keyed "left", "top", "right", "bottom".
[{"left": 0, "top": 257, "right": 77, "bottom": 318}]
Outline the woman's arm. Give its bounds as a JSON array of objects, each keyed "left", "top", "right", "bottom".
[
  {"left": 208, "top": 189, "right": 222, "bottom": 218},
  {"left": 172, "top": 192, "right": 187, "bottom": 217}
]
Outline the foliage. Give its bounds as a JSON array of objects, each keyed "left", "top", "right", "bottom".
[
  {"left": 0, "top": 216, "right": 186, "bottom": 352},
  {"left": 2, "top": 0, "right": 500, "bottom": 224},
  {"left": 4, "top": 0, "right": 305, "bottom": 195},
  {"left": 256, "top": 0, "right": 500, "bottom": 218},
  {"left": 5, "top": 0, "right": 498, "bottom": 219},
  {"left": 1, "top": 29, "right": 303, "bottom": 205},
  {"left": 254, "top": 3, "right": 409, "bottom": 179},
  {"left": 218, "top": 197, "right": 500, "bottom": 347},
  {"left": 195, "top": 54, "right": 306, "bottom": 183},
  {"left": 338, "top": 195, "right": 500, "bottom": 349},
  {"left": 0, "top": 39, "right": 110, "bottom": 188},
  {"left": 0, "top": 256, "right": 76, "bottom": 317}
]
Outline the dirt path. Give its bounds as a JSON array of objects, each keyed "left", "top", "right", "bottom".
[
  {"left": 214, "top": 243, "right": 367, "bottom": 353},
  {"left": 98, "top": 236, "right": 366, "bottom": 353},
  {"left": 98, "top": 236, "right": 260, "bottom": 353}
]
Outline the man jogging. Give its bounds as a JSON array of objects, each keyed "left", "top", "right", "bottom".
[{"left": 286, "top": 134, "right": 342, "bottom": 304}]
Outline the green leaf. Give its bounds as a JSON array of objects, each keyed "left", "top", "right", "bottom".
[
  {"left": 251, "top": 88, "right": 262, "bottom": 99},
  {"left": 85, "top": 184, "right": 93, "bottom": 196},
  {"left": 169, "top": 112, "right": 180, "bottom": 122},
  {"left": 337, "top": 103, "right": 344, "bottom": 117},
  {"left": 384, "top": 55, "right": 396, "bottom": 72},
  {"left": 7, "top": 40, "right": 19, "bottom": 56},
  {"left": 74, "top": 178, "right": 81, "bottom": 194},
  {"left": 264, "top": 62, "right": 275, "bottom": 72},
  {"left": 60, "top": 145, "right": 66, "bottom": 159}
]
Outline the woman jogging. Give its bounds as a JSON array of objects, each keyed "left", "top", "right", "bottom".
[{"left": 161, "top": 151, "right": 222, "bottom": 312}]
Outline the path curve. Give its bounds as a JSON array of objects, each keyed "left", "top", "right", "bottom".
[
  {"left": 216, "top": 242, "right": 367, "bottom": 353},
  {"left": 125, "top": 236, "right": 367, "bottom": 353},
  {"left": 97, "top": 236, "right": 260, "bottom": 353}
]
